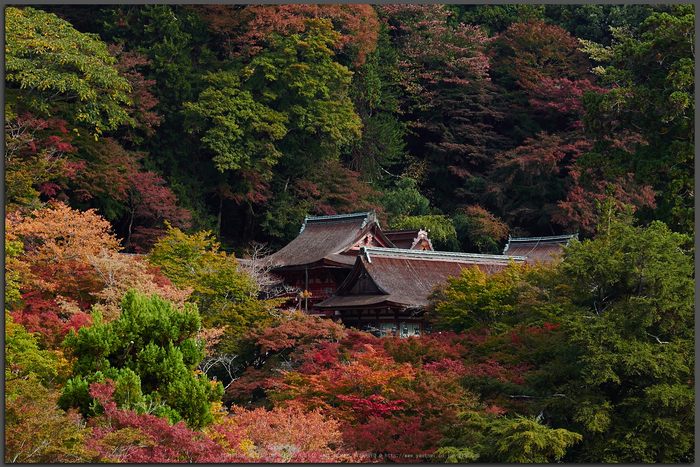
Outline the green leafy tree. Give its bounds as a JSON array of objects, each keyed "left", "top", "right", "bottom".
[
  {"left": 580, "top": 5, "right": 695, "bottom": 233},
  {"left": 182, "top": 71, "right": 287, "bottom": 175},
  {"left": 181, "top": 71, "right": 287, "bottom": 224},
  {"left": 60, "top": 290, "right": 224, "bottom": 429},
  {"left": 5, "top": 230, "right": 25, "bottom": 312},
  {"left": 183, "top": 18, "right": 363, "bottom": 242},
  {"left": 5, "top": 311, "right": 67, "bottom": 387},
  {"left": 382, "top": 177, "right": 431, "bottom": 225},
  {"left": 531, "top": 204, "right": 695, "bottom": 462},
  {"left": 247, "top": 17, "right": 362, "bottom": 161},
  {"left": 238, "top": 15, "right": 360, "bottom": 154},
  {"left": 5, "top": 7, "right": 133, "bottom": 137},
  {"left": 437, "top": 412, "right": 581, "bottom": 463},
  {"left": 390, "top": 214, "right": 459, "bottom": 251},
  {"left": 147, "top": 224, "right": 276, "bottom": 355},
  {"left": 239, "top": 16, "right": 364, "bottom": 157},
  {"left": 430, "top": 264, "right": 523, "bottom": 333},
  {"left": 430, "top": 259, "right": 569, "bottom": 338},
  {"left": 148, "top": 225, "right": 254, "bottom": 316}
]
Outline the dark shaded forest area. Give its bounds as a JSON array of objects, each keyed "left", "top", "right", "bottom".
[
  {"left": 6, "top": 4, "right": 694, "bottom": 251},
  {"left": 5, "top": 4, "right": 694, "bottom": 463}
]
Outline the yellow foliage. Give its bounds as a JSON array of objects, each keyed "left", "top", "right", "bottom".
[{"left": 238, "top": 438, "right": 257, "bottom": 458}]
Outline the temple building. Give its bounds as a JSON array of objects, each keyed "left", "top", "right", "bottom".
[
  {"left": 266, "top": 212, "right": 396, "bottom": 311},
  {"left": 265, "top": 211, "right": 576, "bottom": 336},
  {"left": 312, "top": 247, "right": 526, "bottom": 337}
]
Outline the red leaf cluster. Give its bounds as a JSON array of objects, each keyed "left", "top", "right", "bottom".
[
  {"left": 5, "top": 112, "right": 78, "bottom": 209},
  {"left": 127, "top": 171, "right": 192, "bottom": 251},
  {"left": 87, "top": 379, "right": 350, "bottom": 462},
  {"left": 377, "top": 5, "right": 491, "bottom": 110},
  {"left": 87, "top": 380, "right": 234, "bottom": 463},
  {"left": 382, "top": 331, "right": 472, "bottom": 364},
  {"left": 109, "top": 44, "right": 162, "bottom": 143},
  {"left": 233, "top": 320, "right": 500, "bottom": 460},
  {"left": 553, "top": 163, "right": 656, "bottom": 234},
  {"left": 193, "top": 5, "right": 380, "bottom": 65},
  {"left": 528, "top": 78, "right": 606, "bottom": 130},
  {"left": 493, "top": 19, "right": 590, "bottom": 91},
  {"left": 11, "top": 306, "right": 92, "bottom": 351},
  {"left": 294, "top": 160, "right": 383, "bottom": 217},
  {"left": 344, "top": 414, "right": 440, "bottom": 463}
]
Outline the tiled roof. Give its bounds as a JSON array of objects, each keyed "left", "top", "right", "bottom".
[
  {"left": 383, "top": 229, "right": 434, "bottom": 250},
  {"left": 503, "top": 234, "right": 578, "bottom": 263},
  {"left": 268, "top": 212, "right": 395, "bottom": 269},
  {"left": 314, "top": 247, "right": 525, "bottom": 310}
]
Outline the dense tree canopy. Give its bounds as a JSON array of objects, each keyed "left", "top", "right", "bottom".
[
  {"left": 542, "top": 209, "right": 694, "bottom": 462},
  {"left": 8, "top": 3, "right": 691, "bottom": 246},
  {"left": 428, "top": 202, "right": 694, "bottom": 462},
  {"left": 580, "top": 4, "right": 695, "bottom": 234}
]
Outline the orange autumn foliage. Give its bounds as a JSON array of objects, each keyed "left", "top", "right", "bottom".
[
  {"left": 7, "top": 201, "right": 121, "bottom": 267},
  {"left": 212, "top": 404, "right": 353, "bottom": 462},
  {"left": 6, "top": 203, "right": 120, "bottom": 346},
  {"left": 6, "top": 202, "right": 197, "bottom": 345}
]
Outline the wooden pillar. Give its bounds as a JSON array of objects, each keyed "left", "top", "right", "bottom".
[{"left": 304, "top": 267, "right": 308, "bottom": 313}]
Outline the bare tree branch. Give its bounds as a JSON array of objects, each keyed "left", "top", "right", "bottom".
[
  {"left": 238, "top": 241, "right": 295, "bottom": 300},
  {"left": 647, "top": 332, "right": 669, "bottom": 344},
  {"left": 198, "top": 353, "right": 241, "bottom": 389}
]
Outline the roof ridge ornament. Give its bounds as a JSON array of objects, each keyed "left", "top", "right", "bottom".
[
  {"left": 360, "top": 211, "right": 376, "bottom": 229},
  {"left": 360, "top": 245, "right": 371, "bottom": 263}
]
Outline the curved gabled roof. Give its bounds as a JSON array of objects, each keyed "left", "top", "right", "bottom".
[
  {"left": 268, "top": 212, "right": 395, "bottom": 269},
  {"left": 315, "top": 247, "right": 525, "bottom": 310},
  {"left": 503, "top": 234, "right": 578, "bottom": 263}
]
